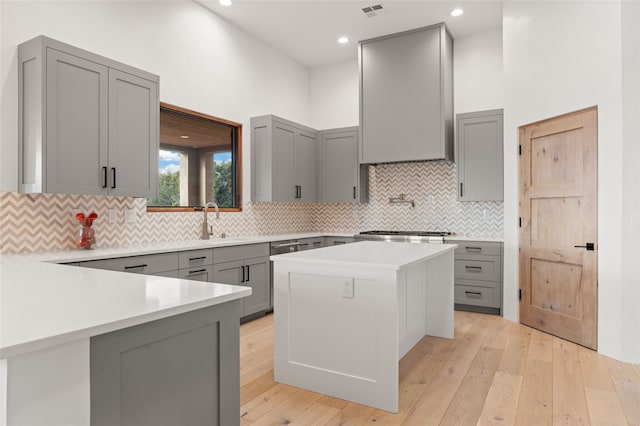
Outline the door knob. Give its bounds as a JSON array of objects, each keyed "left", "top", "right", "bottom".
[{"left": 574, "top": 242, "right": 595, "bottom": 251}]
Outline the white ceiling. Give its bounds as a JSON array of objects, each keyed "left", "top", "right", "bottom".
[{"left": 196, "top": 0, "right": 504, "bottom": 68}]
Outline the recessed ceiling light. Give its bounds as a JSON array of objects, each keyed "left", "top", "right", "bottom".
[
  {"left": 219, "top": 0, "right": 232, "bottom": 6},
  {"left": 450, "top": 8, "right": 464, "bottom": 17},
  {"left": 338, "top": 36, "right": 349, "bottom": 44},
  {"left": 180, "top": 135, "right": 190, "bottom": 139}
]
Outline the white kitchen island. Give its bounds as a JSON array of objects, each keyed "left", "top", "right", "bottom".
[{"left": 271, "top": 241, "right": 456, "bottom": 413}]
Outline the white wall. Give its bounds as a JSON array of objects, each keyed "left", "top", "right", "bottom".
[
  {"left": 453, "top": 28, "right": 504, "bottom": 114},
  {"left": 309, "top": 58, "right": 359, "bottom": 129},
  {"left": 0, "top": 0, "right": 311, "bottom": 192},
  {"left": 621, "top": 1, "right": 640, "bottom": 362},
  {"left": 503, "top": 2, "right": 634, "bottom": 361}
]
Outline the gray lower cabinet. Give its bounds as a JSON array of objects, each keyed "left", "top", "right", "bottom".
[
  {"left": 456, "top": 109, "right": 504, "bottom": 201},
  {"left": 80, "top": 252, "right": 178, "bottom": 276},
  {"left": 448, "top": 240, "right": 503, "bottom": 315},
  {"left": 319, "top": 127, "right": 369, "bottom": 203},
  {"left": 251, "top": 115, "right": 318, "bottom": 202},
  {"left": 18, "top": 35, "right": 159, "bottom": 197},
  {"left": 213, "top": 243, "right": 270, "bottom": 319},
  {"left": 90, "top": 300, "right": 242, "bottom": 426},
  {"left": 178, "top": 249, "right": 214, "bottom": 282},
  {"left": 297, "top": 237, "right": 326, "bottom": 251},
  {"left": 359, "top": 23, "right": 453, "bottom": 164},
  {"left": 325, "top": 236, "right": 356, "bottom": 246}
]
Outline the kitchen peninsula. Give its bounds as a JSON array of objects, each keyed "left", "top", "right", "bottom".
[
  {"left": 0, "top": 255, "right": 251, "bottom": 426},
  {"left": 271, "top": 241, "right": 456, "bottom": 413}
]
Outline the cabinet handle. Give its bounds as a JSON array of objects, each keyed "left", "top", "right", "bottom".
[
  {"left": 188, "top": 269, "right": 207, "bottom": 274},
  {"left": 102, "top": 167, "right": 108, "bottom": 188},
  {"left": 188, "top": 256, "right": 207, "bottom": 261},
  {"left": 298, "top": 186, "right": 302, "bottom": 199},
  {"left": 241, "top": 265, "right": 245, "bottom": 283},
  {"left": 124, "top": 264, "right": 148, "bottom": 270},
  {"left": 246, "top": 265, "right": 250, "bottom": 282},
  {"left": 111, "top": 167, "right": 116, "bottom": 189},
  {"left": 465, "top": 247, "right": 482, "bottom": 252},
  {"left": 353, "top": 186, "right": 357, "bottom": 199},
  {"left": 465, "top": 266, "right": 482, "bottom": 272},
  {"left": 465, "top": 291, "right": 482, "bottom": 297},
  {"left": 460, "top": 182, "right": 464, "bottom": 197}
]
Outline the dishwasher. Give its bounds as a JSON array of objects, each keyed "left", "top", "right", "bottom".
[{"left": 268, "top": 240, "right": 301, "bottom": 311}]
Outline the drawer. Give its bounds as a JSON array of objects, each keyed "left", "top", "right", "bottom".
[
  {"left": 178, "top": 249, "right": 214, "bottom": 269},
  {"left": 454, "top": 255, "right": 500, "bottom": 282},
  {"left": 298, "top": 237, "right": 325, "bottom": 251},
  {"left": 448, "top": 240, "right": 501, "bottom": 256},
  {"left": 178, "top": 265, "right": 214, "bottom": 282},
  {"left": 325, "top": 236, "right": 355, "bottom": 245},
  {"left": 455, "top": 281, "right": 500, "bottom": 308},
  {"left": 80, "top": 252, "right": 178, "bottom": 274},
  {"left": 214, "top": 243, "right": 269, "bottom": 264}
]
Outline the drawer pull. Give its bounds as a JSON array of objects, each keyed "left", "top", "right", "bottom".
[
  {"left": 124, "top": 264, "right": 148, "bottom": 270},
  {"left": 465, "top": 246, "right": 483, "bottom": 252},
  {"left": 188, "top": 256, "right": 207, "bottom": 261},
  {"left": 188, "top": 269, "right": 207, "bottom": 274},
  {"left": 465, "top": 291, "right": 482, "bottom": 297},
  {"left": 465, "top": 266, "right": 482, "bottom": 271}
]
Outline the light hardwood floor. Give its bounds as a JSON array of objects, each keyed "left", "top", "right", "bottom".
[{"left": 239, "top": 311, "right": 640, "bottom": 425}]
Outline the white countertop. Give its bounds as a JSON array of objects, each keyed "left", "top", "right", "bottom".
[
  {"left": 0, "top": 232, "right": 349, "bottom": 359},
  {"left": 271, "top": 241, "right": 457, "bottom": 270},
  {"left": 0, "top": 257, "right": 251, "bottom": 359}
]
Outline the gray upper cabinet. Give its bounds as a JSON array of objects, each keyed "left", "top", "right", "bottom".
[
  {"left": 251, "top": 115, "right": 318, "bottom": 202},
  {"left": 319, "top": 127, "right": 368, "bottom": 203},
  {"left": 18, "top": 36, "right": 159, "bottom": 197},
  {"left": 359, "top": 23, "right": 453, "bottom": 164},
  {"left": 456, "top": 109, "right": 504, "bottom": 201}
]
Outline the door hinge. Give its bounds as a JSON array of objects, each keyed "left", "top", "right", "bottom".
[
  {"left": 519, "top": 145, "right": 522, "bottom": 156},
  {"left": 519, "top": 289, "right": 522, "bottom": 300}
]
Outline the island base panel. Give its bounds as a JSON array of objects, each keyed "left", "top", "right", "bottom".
[{"left": 90, "top": 300, "right": 242, "bottom": 426}]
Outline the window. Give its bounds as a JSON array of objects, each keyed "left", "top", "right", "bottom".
[{"left": 147, "top": 103, "right": 242, "bottom": 212}]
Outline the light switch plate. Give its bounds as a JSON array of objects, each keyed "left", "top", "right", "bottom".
[{"left": 342, "top": 280, "right": 354, "bottom": 298}]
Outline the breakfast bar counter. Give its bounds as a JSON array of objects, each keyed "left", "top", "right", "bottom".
[{"left": 271, "top": 241, "right": 457, "bottom": 413}]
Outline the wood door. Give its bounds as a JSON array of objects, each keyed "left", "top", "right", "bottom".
[{"left": 519, "top": 107, "right": 598, "bottom": 349}]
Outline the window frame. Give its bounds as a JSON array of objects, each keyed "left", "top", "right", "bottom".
[{"left": 147, "top": 102, "right": 242, "bottom": 213}]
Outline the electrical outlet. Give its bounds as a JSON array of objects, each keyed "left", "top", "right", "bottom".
[
  {"left": 342, "top": 280, "right": 354, "bottom": 298},
  {"left": 124, "top": 208, "right": 137, "bottom": 223},
  {"left": 108, "top": 209, "right": 118, "bottom": 224}
]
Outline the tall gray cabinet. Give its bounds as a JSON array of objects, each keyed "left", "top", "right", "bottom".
[
  {"left": 251, "top": 115, "right": 317, "bottom": 202},
  {"left": 359, "top": 23, "right": 453, "bottom": 164},
  {"left": 319, "top": 127, "right": 368, "bottom": 203},
  {"left": 18, "top": 36, "right": 159, "bottom": 197},
  {"left": 456, "top": 109, "right": 504, "bottom": 201}
]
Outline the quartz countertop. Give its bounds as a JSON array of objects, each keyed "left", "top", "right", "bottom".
[
  {"left": 271, "top": 241, "right": 457, "bottom": 270},
  {"left": 0, "top": 257, "right": 251, "bottom": 359},
  {"left": 0, "top": 232, "right": 351, "bottom": 359}
]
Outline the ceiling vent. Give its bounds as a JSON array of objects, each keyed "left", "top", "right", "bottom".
[{"left": 362, "top": 3, "right": 384, "bottom": 18}]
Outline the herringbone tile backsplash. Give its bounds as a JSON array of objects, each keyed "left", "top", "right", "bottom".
[{"left": 0, "top": 161, "right": 502, "bottom": 254}]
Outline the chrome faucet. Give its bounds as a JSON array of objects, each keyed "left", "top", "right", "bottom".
[{"left": 202, "top": 202, "right": 220, "bottom": 240}]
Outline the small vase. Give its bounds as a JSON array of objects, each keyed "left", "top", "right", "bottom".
[{"left": 77, "top": 225, "right": 96, "bottom": 249}]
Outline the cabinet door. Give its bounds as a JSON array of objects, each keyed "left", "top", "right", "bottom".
[
  {"left": 108, "top": 69, "right": 158, "bottom": 198},
  {"left": 45, "top": 48, "right": 108, "bottom": 195},
  {"left": 457, "top": 109, "right": 504, "bottom": 201},
  {"left": 271, "top": 122, "right": 296, "bottom": 201},
  {"left": 321, "top": 130, "right": 358, "bottom": 202},
  {"left": 295, "top": 130, "right": 318, "bottom": 202},
  {"left": 212, "top": 260, "right": 243, "bottom": 287},
  {"left": 360, "top": 26, "right": 443, "bottom": 163},
  {"left": 243, "top": 257, "right": 269, "bottom": 316}
]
